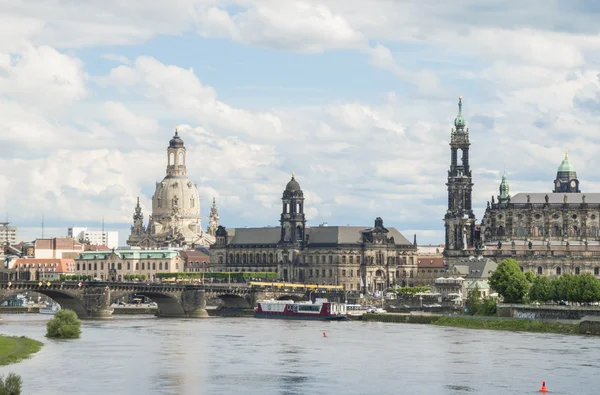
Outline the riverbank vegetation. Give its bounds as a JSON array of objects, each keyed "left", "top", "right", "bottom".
[
  {"left": 0, "top": 335, "right": 42, "bottom": 366},
  {"left": 46, "top": 310, "right": 81, "bottom": 339},
  {"left": 361, "top": 314, "right": 582, "bottom": 335},
  {"left": 0, "top": 373, "right": 22, "bottom": 394}
]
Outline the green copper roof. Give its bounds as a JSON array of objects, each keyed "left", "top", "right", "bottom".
[
  {"left": 454, "top": 96, "right": 466, "bottom": 129},
  {"left": 557, "top": 151, "right": 576, "bottom": 173}
]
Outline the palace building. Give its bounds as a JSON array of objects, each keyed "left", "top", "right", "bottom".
[
  {"left": 127, "top": 128, "right": 218, "bottom": 248},
  {"left": 209, "top": 174, "right": 419, "bottom": 292},
  {"left": 443, "top": 98, "right": 600, "bottom": 278}
]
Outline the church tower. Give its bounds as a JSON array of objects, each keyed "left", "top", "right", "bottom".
[
  {"left": 444, "top": 97, "right": 476, "bottom": 257},
  {"left": 280, "top": 173, "right": 306, "bottom": 244},
  {"left": 553, "top": 151, "right": 580, "bottom": 193},
  {"left": 207, "top": 198, "right": 219, "bottom": 236},
  {"left": 127, "top": 197, "right": 146, "bottom": 245}
]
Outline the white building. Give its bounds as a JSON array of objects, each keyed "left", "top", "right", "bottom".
[
  {"left": 0, "top": 224, "right": 17, "bottom": 245},
  {"left": 68, "top": 227, "right": 119, "bottom": 249}
]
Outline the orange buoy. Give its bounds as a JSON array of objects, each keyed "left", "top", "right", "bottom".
[
  {"left": 539, "top": 381, "right": 548, "bottom": 393},
  {"left": 322, "top": 331, "right": 327, "bottom": 338}
]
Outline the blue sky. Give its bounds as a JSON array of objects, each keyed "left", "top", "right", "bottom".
[{"left": 1, "top": 1, "right": 600, "bottom": 246}]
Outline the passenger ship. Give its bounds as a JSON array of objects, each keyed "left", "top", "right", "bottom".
[{"left": 255, "top": 298, "right": 348, "bottom": 320}]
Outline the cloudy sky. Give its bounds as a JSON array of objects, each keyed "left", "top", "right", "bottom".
[{"left": 2, "top": 0, "right": 600, "bottom": 246}]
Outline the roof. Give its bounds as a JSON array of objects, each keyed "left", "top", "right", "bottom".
[
  {"left": 179, "top": 250, "right": 209, "bottom": 260},
  {"left": 509, "top": 193, "right": 599, "bottom": 204},
  {"left": 225, "top": 226, "right": 413, "bottom": 246},
  {"left": 34, "top": 238, "right": 83, "bottom": 250},
  {"left": 77, "top": 249, "right": 181, "bottom": 260},
  {"left": 417, "top": 256, "right": 445, "bottom": 268},
  {"left": 84, "top": 245, "right": 111, "bottom": 251},
  {"left": 15, "top": 258, "right": 75, "bottom": 273},
  {"left": 557, "top": 154, "right": 576, "bottom": 173},
  {"left": 448, "top": 258, "right": 497, "bottom": 279}
]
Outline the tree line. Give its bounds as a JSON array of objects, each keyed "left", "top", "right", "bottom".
[{"left": 489, "top": 258, "right": 600, "bottom": 304}]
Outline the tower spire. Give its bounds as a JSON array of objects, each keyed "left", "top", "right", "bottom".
[{"left": 454, "top": 96, "right": 466, "bottom": 130}]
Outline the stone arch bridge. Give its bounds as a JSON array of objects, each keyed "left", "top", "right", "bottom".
[{"left": 0, "top": 281, "right": 340, "bottom": 319}]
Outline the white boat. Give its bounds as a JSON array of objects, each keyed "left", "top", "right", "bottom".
[
  {"left": 255, "top": 298, "right": 348, "bottom": 320},
  {"left": 39, "top": 304, "right": 61, "bottom": 315}
]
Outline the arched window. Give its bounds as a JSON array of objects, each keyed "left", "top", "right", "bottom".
[
  {"left": 591, "top": 226, "right": 598, "bottom": 237},
  {"left": 537, "top": 266, "right": 543, "bottom": 275},
  {"left": 169, "top": 152, "right": 174, "bottom": 166},
  {"left": 516, "top": 227, "right": 526, "bottom": 237},
  {"left": 152, "top": 262, "right": 156, "bottom": 270},
  {"left": 218, "top": 256, "right": 223, "bottom": 264},
  {"left": 243, "top": 254, "right": 247, "bottom": 264},
  {"left": 94, "top": 263, "right": 97, "bottom": 271},
  {"left": 595, "top": 267, "right": 599, "bottom": 276},
  {"left": 520, "top": 266, "right": 524, "bottom": 272},
  {"left": 249, "top": 254, "right": 253, "bottom": 264},
  {"left": 256, "top": 253, "right": 260, "bottom": 264},
  {"left": 165, "top": 262, "right": 169, "bottom": 270},
  {"left": 127, "top": 262, "right": 131, "bottom": 270},
  {"left": 76, "top": 263, "right": 80, "bottom": 271},
  {"left": 135, "top": 263, "right": 139, "bottom": 270},
  {"left": 236, "top": 254, "right": 240, "bottom": 264},
  {"left": 142, "top": 262, "right": 145, "bottom": 270},
  {"left": 262, "top": 253, "right": 266, "bottom": 263},
  {"left": 556, "top": 267, "right": 562, "bottom": 276},
  {"left": 497, "top": 226, "right": 505, "bottom": 237},
  {"left": 159, "top": 262, "right": 163, "bottom": 270},
  {"left": 117, "top": 263, "right": 122, "bottom": 270},
  {"left": 551, "top": 224, "right": 561, "bottom": 237},
  {"left": 101, "top": 262, "right": 104, "bottom": 270},
  {"left": 269, "top": 253, "right": 274, "bottom": 264},
  {"left": 178, "top": 152, "right": 184, "bottom": 166},
  {"left": 575, "top": 267, "right": 580, "bottom": 275}
]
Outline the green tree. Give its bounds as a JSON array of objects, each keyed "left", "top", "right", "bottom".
[
  {"left": 529, "top": 275, "right": 552, "bottom": 302},
  {"left": 0, "top": 372, "right": 22, "bottom": 395},
  {"left": 46, "top": 309, "right": 81, "bottom": 339},
  {"left": 489, "top": 258, "right": 530, "bottom": 303},
  {"left": 466, "top": 284, "right": 482, "bottom": 315},
  {"left": 578, "top": 274, "right": 600, "bottom": 303},
  {"left": 524, "top": 270, "right": 535, "bottom": 283}
]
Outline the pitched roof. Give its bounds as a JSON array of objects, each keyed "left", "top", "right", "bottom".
[
  {"left": 15, "top": 258, "right": 76, "bottom": 273},
  {"left": 225, "top": 225, "right": 413, "bottom": 246},
  {"left": 417, "top": 256, "right": 445, "bottom": 268}
]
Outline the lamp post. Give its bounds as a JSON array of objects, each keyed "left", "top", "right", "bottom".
[{"left": 308, "top": 290, "right": 314, "bottom": 303}]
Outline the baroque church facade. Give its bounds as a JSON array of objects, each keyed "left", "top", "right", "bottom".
[
  {"left": 209, "top": 174, "right": 419, "bottom": 292},
  {"left": 443, "top": 99, "right": 600, "bottom": 278},
  {"left": 127, "top": 129, "right": 218, "bottom": 248}
]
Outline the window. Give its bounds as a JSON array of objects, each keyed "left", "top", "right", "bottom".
[
  {"left": 537, "top": 266, "right": 543, "bottom": 275},
  {"left": 350, "top": 270, "right": 353, "bottom": 277},
  {"left": 136, "top": 263, "right": 139, "bottom": 270},
  {"left": 142, "top": 262, "right": 145, "bottom": 270},
  {"left": 243, "top": 254, "right": 247, "bottom": 264},
  {"left": 329, "top": 256, "right": 333, "bottom": 264},
  {"left": 349, "top": 256, "right": 354, "bottom": 264},
  {"left": 159, "top": 262, "right": 163, "bottom": 270},
  {"left": 127, "top": 262, "right": 131, "bottom": 270},
  {"left": 592, "top": 226, "right": 598, "bottom": 237},
  {"left": 218, "top": 256, "right": 223, "bottom": 264},
  {"left": 88, "top": 263, "right": 92, "bottom": 271},
  {"left": 575, "top": 267, "right": 580, "bottom": 275},
  {"left": 342, "top": 270, "right": 346, "bottom": 277},
  {"left": 152, "top": 262, "right": 156, "bottom": 270},
  {"left": 94, "top": 263, "right": 97, "bottom": 271},
  {"left": 262, "top": 253, "right": 266, "bottom": 263},
  {"left": 77, "top": 263, "right": 80, "bottom": 271},
  {"left": 342, "top": 256, "right": 347, "bottom": 264},
  {"left": 269, "top": 253, "right": 274, "bottom": 264},
  {"left": 556, "top": 267, "right": 562, "bottom": 276},
  {"left": 357, "top": 256, "right": 361, "bottom": 265},
  {"left": 117, "top": 263, "right": 122, "bottom": 270},
  {"left": 357, "top": 269, "right": 360, "bottom": 277},
  {"left": 309, "top": 269, "right": 313, "bottom": 277},
  {"left": 165, "top": 262, "right": 169, "bottom": 270},
  {"left": 594, "top": 267, "right": 600, "bottom": 276}
]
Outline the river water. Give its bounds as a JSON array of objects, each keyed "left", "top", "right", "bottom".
[{"left": 0, "top": 314, "right": 597, "bottom": 394}]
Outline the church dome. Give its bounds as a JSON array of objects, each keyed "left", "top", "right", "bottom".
[
  {"left": 169, "top": 130, "right": 185, "bottom": 148},
  {"left": 285, "top": 173, "right": 301, "bottom": 191},
  {"left": 557, "top": 152, "right": 576, "bottom": 173},
  {"left": 151, "top": 176, "right": 201, "bottom": 220}
]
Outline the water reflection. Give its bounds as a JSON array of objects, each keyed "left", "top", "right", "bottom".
[{"left": 0, "top": 316, "right": 598, "bottom": 395}]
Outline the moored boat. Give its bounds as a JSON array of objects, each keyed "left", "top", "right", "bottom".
[
  {"left": 39, "top": 303, "right": 61, "bottom": 315},
  {"left": 255, "top": 298, "right": 348, "bottom": 320}
]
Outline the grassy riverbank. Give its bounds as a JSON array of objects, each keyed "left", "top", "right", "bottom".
[
  {"left": 0, "top": 335, "right": 43, "bottom": 365},
  {"left": 361, "top": 314, "right": 582, "bottom": 335}
]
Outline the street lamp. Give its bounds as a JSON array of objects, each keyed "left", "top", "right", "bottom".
[{"left": 308, "top": 290, "right": 314, "bottom": 303}]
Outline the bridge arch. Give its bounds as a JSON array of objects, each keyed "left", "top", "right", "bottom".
[
  {"left": 276, "top": 294, "right": 305, "bottom": 302},
  {"left": 215, "top": 293, "right": 252, "bottom": 309},
  {"left": 0, "top": 288, "right": 88, "bottom": 318},
  {"left": 109, "top": 291, "right": 185, "bottom": 318}
]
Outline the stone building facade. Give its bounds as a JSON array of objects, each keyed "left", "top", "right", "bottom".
[
  {"left": 209, "top": 174, "right": 418, "bottom": 292},
  {"left": 74, "top": 249, "right": 183, "bottom": 281},
  {"left": 127, "top": 128, "right": 217, "bottom": 248},
  {"left": 442, "top": 97, "right": 600, "bottom": 278}
]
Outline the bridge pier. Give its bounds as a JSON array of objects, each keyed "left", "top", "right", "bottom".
[
  {"left": 181, "top": 289, "right": 208, "bottom": 318},
  {"left": 84, "top": 286, "right": 113, "bottom": 320}
]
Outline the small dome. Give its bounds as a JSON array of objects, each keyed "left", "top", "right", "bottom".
[
  {"left": 557, "top": 152, "right": 576, "bottom": 173},
  {"left": 169, "top": 130, "right": 185, "bottom": 148},
  {"left": 454, "top": 97, "right": 466, "bottom": 129},
  {"left": 285, "top": 172, "right": 301, "bottom": 191}
]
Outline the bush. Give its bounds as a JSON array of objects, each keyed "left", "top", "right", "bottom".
[
  {"left": 46, "top": 309, "right": 81, "bottom": 339},
  {"left": 0, "top": 372, "right": 22, "bottom": 395}
]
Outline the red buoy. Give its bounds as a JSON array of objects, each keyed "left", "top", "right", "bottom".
[
  {"left": 322, "top": 331, "right": 327, "bottom": 338},
  {"left": 539, "top": 381, "right": 548, "bottom": 393}
]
